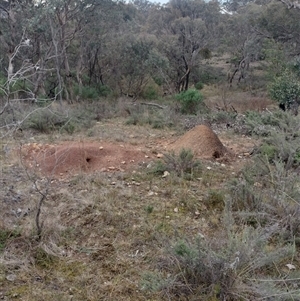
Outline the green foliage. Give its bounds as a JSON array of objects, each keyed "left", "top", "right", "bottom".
[
  {"left": 199, "top": 47, "right": 212, "bottom": 59},
  {"left": 289, "top": 56, "right": 300, "bottom": 78},
  {"left": 228, "top": 156, "right": 300, "bottom": 240},
  {"left": 259, "top": 142, "right": 277, "bottom": 162},
  {"left": 161, "top": 148, "right": 202, "bottom": 178},
  {"left": 175, "top": 89, "right": 204, "bottom": 114},
  {"left": 74, "top": 85, "right": 99, "bottom": 100},
  {"left": 144, "top": 205, "right": 154, "bottom": 214},
  {"left": 206, "top": 110, "right": 237, "bottom": 125},
  {"left": 204, "top": 189, "right": 225, "bottom": 210},
  {"left": 145, "top": 226, "right": 296, "bottom": 299},
  {"left": 149, "top": 160, "right": 166, "bottom": 176},
  {"left": 124, "top": 104, "right": 176, "bottom": 129},
  {"left": 24, "top": 105, "right": 95, "bottom": 133},
  {"left": 261, "top": 40, "right": 287, "bottom": 79},
  {"left": 268, "top": 70, "right": 300, "bottom": 109},
  {"left": 73, "top": 83, "right": 111, "bottom": 100},
  {"left": 33, "top": 247, "right": 57, "bottom": 269},
  {"left": 25, "top": 109, "right": 64, "bottom": 133},
  {"left": 141, "top": 85, "right": 159, "bottom": 100},
  {"left": 241, "top": 110, "right": 293, "bottom": 136},
  {"left": 194, "top": 81, "right": 204, "bottom": 90},
  {"left": 193, "top": 65, "right": 224, "bottom": 85},
  {"left": 0, "top": 228, "right": 20, "bottom": 252}
]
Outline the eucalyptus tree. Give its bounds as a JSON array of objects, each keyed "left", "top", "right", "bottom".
[
  {"left": 0, "top": 0, "right": 47, "bottom": 130},
  {"left": 146, "top": 0, "right": 222, "bottom": 92},
  {"left": 256, "top": 1, "right": 300, "bottom": 56}
]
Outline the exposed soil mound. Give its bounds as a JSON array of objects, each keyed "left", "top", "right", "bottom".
[
  {"left": 21, "top": 141, "right": 151, "bottom": 177},
  {"left": 169, "top": 125, "right": 230, "bottom": 158}
]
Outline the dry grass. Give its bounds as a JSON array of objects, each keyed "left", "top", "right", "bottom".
[
  {"left": 0, "top": 120, "right": 233, "bottom": 300},
  {"left": 1, "top": 105, "right": 299, "bottom": 300},
  {"left": 202, "top": 84, "right": 274, "bottom": 113}
]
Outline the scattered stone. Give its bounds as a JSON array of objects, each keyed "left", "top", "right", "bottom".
[
  {"left": 162, "top": 171, "right": 170, "bottom": 178},
  {"left": 156, "top": 153, "right": 164, "bottom": 158},
  {"left": 286, "top": 264, "right": 296, "bottom": 270},
  {"left": 6, "top": 274, "right": 16, "bottom": 282}
]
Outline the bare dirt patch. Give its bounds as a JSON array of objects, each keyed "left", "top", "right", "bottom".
[
  {"left": 20, "top": 141, "right": 154, "bottom": 177},
  {"left": 18, "top": 124, "right": 257, "bottom": 178}
]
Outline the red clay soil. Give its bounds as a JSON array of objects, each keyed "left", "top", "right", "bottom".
[
  {"left": 168, "top": 125, "right": 231, "bottom": 158},
  {"left": 20, "top": 125, "right": 234, "bottom": 178},
  {"left": 20, "top": 141, "right": 152, "bottom": 177}
]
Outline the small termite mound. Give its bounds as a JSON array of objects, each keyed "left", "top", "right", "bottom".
[{"left": 168, "top": 124, "right": 231, "bottom": 158}]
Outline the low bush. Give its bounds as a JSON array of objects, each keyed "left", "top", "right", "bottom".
[
  {"left": 143, "top": 223, "right": 297, "bottom": 300},
  {"left": 164, "top": 148, "right": 202, "bottom": 177},
  {"left": 194, "top": 82, "right": 204, "bottom": 90},
  {"left": 0, "top": 228, "right": 20, "bottom": 252},
  {"left": 228, "top": 156, "right": 300, "bottom": 242},
  {"left": 175, "top": 89, "right": 204, "bottom": 115},
  {"left": 268, "top": 70, "right": 300, "bottom": 113},
  {"left": 150, "top": 148, "right": 202, "bottom": 178}
]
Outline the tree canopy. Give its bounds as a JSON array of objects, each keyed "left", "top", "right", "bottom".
[{"left": 0, "top": 0, "right": 299, "bottom": 102}]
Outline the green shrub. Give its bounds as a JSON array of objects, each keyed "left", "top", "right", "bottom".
[
  {"left": 144, "top": 225, "right": 296, "bottom": 300},
  {"left": 73, "top": 84, "right": 111, "bottom": 99},
  {"left": 259, "top": 142, "right": 277, "bottom": 162},
  {"left": 194, "top": 81, "right": 204, "bottom": 90},
  {"left": 268, "top": 70, "right": 300, "bottom": 110},
  {"left": 228, "top": 156, "right": 300, "bottom": 241},
  {"left": 204, "top": 189, "right": 225, "bottom": 210},
  {"left": 141, "top": 85, "right": 159, "bottom": 100},
  {"left": 206, "top": 110, "right": 237, "bottom": 125},
  {"left": 161, "top": 148, "right": 202, "bottom": 177},
  {"left": 175, "top": 89, "right": 204, "bottom": 114},
  {"left": 74, "top": 84, "right": 99, "bottom": 100},
  {"left": 25, "top": 109, "right": 64, "bottom": 133},
  {"left": 0, "top": 228, "right": 20, "bottom": 252},
  {"left": 241, "top": 110, "right": 297, "bottom": 136},
  {"left": 98, "top": 85, "right": 111, "bottom": 97}
]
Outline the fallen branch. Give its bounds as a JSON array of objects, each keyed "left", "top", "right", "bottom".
[{"left": 140, "top": 102, "right": 166, "bottom": 109}]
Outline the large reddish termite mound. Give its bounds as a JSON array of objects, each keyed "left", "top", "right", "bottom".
[{"left": 168, "top": 125, "right": 231, "bottom": 158}]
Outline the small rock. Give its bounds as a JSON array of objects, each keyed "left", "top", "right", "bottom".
[
  {"left": 174, "top": 207, "right": 178, "bottom": 213},
  {"left": 99, "top": 146, "right": 103, "bottom": 150},
  {"left": 6, "top": 274, "right": 16, "bottom": 282},
  {"left": 162, "top": 171, "right": 170, "bottom": 178},
  {"left": 156, "top": 153, "right": 164, "bottom": 158},
  {"left": 286, "top": 263, "right": 296, "bottom": 270}
]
